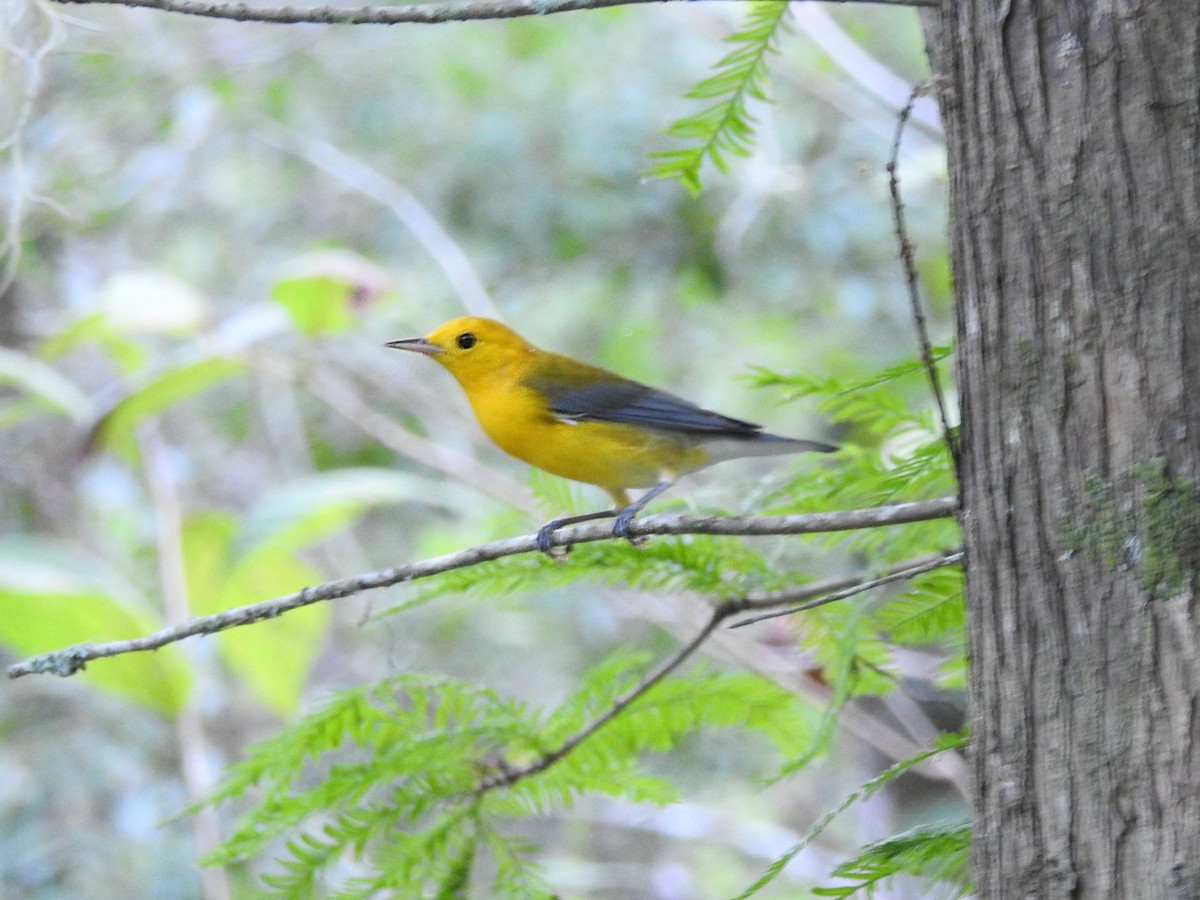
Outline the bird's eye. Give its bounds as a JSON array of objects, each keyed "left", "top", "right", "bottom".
[{"left": 456, "top": 332, "right": 477, "bottom": 350}]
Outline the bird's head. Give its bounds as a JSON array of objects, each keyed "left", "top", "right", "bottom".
[{"left": 387, "top": 317, "right": 536, "bottom": 388}]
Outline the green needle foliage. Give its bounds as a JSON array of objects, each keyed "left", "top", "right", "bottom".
[
  {"left": 750, "top": 345, "right": 960, "bottom": 558},
  {"left": 197, "top": 655, "right": 818, "bottom": 896},
  {"left": 194, "top": 346, "right": 967, "bottom": 896},
  {"left": 738, "top": 731, "right": 971, "bottom": 899},
  {"left": 2, "top": 10, "right": 966, "bottom": 895},
  {"left": 646, "top": 2, "right": 790, "bottom": 194},
  {"left": 813, "top": 819, "right": 972, "bottom": 898}
]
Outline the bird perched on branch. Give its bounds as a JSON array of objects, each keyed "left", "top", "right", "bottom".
[{"left": 388, "top": 317, "right": 836, "bottom": 553}]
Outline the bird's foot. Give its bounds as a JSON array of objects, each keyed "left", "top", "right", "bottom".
[
  {"left": 537, "top": 509, "right": 626, "bottom": 556},
  {"left": 611, "top": 511, "right": 645, "bottom": 547},
  {"left": 536, "top": 521, "right": 570, "bottom": 558}
]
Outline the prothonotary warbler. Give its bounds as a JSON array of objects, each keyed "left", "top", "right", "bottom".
[{"left": 388, "top": 317, "right": 837, "bottom": 552}]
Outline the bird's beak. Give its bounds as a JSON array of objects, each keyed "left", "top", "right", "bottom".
[{"left": 386, "top": 337, "right": 444, "bottom": 356}]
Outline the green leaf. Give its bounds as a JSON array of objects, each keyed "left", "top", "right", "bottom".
[
  {"left": 88, "top": 357, "right": 246, "bottom": 460},
  {"left": 239, "top": 468, "right": 454, "bottom": 559},
  {"left": 212, "top": 548, "right": 328, "bottom": 719},
  {"left": 272, "top": 275, "right": 356, "bottom": 336},
  {"left": 750, "top": 348, "right": 958, "bottom": 522},
  {"left": 0, "top": 554, "right": 191, "bottom": 715},
  {"left": 0, "top": 347, "right": 90, "bottom": 422},
  {"left": 400, "top": 533, "right": 784, "bottom": 621},
  {"left": 199, "top": 676, "right": 527, "bottom": 865},
  {"left": 181, "top": 512, "right": 326, "bottom": 719},
  {"left": 525, "top": 467, "right": 594, "bottom": 519},
  {"left": 179, "top": 513, "right": 238, "bottom": 608},
  {"left": 38, "top": 311, "right": 148, "bottom": 374},
  {"left": 646, "top": 2, "right": 789, "bottom": 194},
  {"left": 270, "top": 250, "right": 394, "bottom": 337},
  {"left": 178, "top": 470, "right": 442, "bottom": 719}
]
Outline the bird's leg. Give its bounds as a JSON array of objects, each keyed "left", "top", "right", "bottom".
[
  {"left": 536, "top": 509, "right": 618, "bottom": 555},
  {"left": 611, "top": 480, "right": 673, "bottom": 542}
]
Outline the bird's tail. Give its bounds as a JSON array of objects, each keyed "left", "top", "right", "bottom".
[{"left": 703, "top": 433, "right": 838, "bottom": 463}]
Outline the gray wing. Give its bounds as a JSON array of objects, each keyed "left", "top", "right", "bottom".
[{"left": 539, "top": 378, "right": 764, "bottom": 435}]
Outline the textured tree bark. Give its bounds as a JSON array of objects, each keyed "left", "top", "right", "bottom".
[{"left": 922, "top": 2, "right": 1200, "bottom": 897}]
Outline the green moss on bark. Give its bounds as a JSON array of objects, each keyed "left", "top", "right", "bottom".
[{"left": 1060, "top": 459, "right": 1200, "bottom": 596}]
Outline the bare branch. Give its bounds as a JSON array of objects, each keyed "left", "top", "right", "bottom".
[
  {"left": 6, "top": 497, "right": 956, "bottom": 679},
  {"left": 729, "top": 549, "right": 964, "bottom": 627},
  {"left": 139, "top": 426, "right": 232, "bottom": 900},
  {"left": 475, "top": 547, "right": 963, "bottom": 794},
  {"left": 254, "top": 123, "right": 501, "bottom": 320},
  {"left": 886, "top": 77, "right": 959, "bottom": 467},
  {"left": 629, "top": 586, "right": 971, "bottom": 794},
  {"left": 477, "top": 605, "right": 727, "bottom": 792},
  {"left": 251, "top": 353, "right": 539, "bottom": 513},
  {"left": 1, "top": 0, "right": 65, "bottom": 295},
  {"left": 787, "top": 6, "right": 943, "bottom": 139},
  {"left": 52, "top": 0, "right": 936, "bottom": 27}
]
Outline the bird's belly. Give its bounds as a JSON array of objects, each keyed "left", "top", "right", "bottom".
[
  {"left": 528, "top": 421, "right": 708, "bottom": 488},
  {"left": 475, "top": 395, "right": 707, "bottom": 490}
]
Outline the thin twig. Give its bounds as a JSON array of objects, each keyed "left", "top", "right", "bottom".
[
  {"left": 477, "top": 606, "right": 727, "bottom": 791},
  {"left": 52, "top": 0, "right": 936, "bottom": 27},
  {"left": 250, "top": 353, "right": 538, "bottom": 513},
  {"left": 6, "top": 497, "right": 957, "bottom": 679},
  {"left": 139, "top": 426, "right": 232, "bottom": 900},
  {"left": 625, "top": 590, "right": 970, "bottom": 794},
  {"left": 886, "top": 78, "right": 959, "bottom": 468},
  {"left": 730, "top": 549, "right": 963, "bottom": 627},
  {"left": 1, "top": 0, "right": 65, "bottom": 296},
  {"left": 254, "top": 123, "right": 500, "bottom": 320},
  {"left": 787, "top": 6, "right": 943, "bottom": 139},
  {"left": 475, "top": 547, "right": 963, "bottom": 794}
]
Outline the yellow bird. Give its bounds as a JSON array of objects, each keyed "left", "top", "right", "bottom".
[{"left": 388, "top": 317, "right": 836, "bottom": 552}]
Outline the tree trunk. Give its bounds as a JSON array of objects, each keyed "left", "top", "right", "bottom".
[{"left": 922, "top": 2, "right": 1200, "bottom": 897}]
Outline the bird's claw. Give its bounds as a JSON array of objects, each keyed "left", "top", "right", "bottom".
[
  {"left": 611, "top": 513, "right": 645, "bottom": 546},
  {"left": 536, "top": 523, "right": 570, "bottom": 559}
]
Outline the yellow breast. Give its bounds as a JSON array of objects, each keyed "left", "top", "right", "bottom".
[{"left": 464, "top": 377, "right": 707, "bottom": 493}]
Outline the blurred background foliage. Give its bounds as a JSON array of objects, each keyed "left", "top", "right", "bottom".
[{"left": 1, "top": 0, "right": 959, "bottom": 896}]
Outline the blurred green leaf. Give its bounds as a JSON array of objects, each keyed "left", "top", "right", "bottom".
[
  {"left": 211, "top": 549, "right": 328, "bottom": 719},
  {"left": 177, "top": 471, "right": 442, "bottom": 718},
  {"left": 182, "top": 511, "right": 325, "bottom": 719},
  {"left": 87, "top": 357, "right": 246, "bottom": 460},
  {"left": 0, "top": 556, "right": 191, "bottom": 715},
  {"left": 180, "top": 512, "right": 238, "bottom": 604},
  {"left": 0, "top": 347, "right": 90, "bottom": 422},
  {"left": 918, "top": 250, "right": 953, "bottom": 312},
  {"left": 38, "top": 312, "right": 148, "bottom": 374},
  {"left": 239, "top": 468, "right": 454, "bottom": 558},
  {"left": 271, "top": 251, "right": 394, "bottom": 337},
  {"left": 271, "top": 275, "right": 355, "bottom": 337},
  {"left": 177, "top": 472, "right": 441, "bottom": 720}
]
